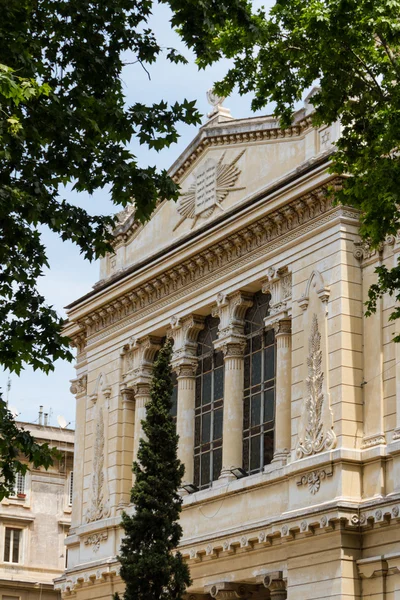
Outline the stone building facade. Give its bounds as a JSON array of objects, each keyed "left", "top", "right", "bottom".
[
  {"left": 0, "top": 419, "right": 74, "bottom": 600},
  {"left": 56, "top": 98, "right": 400, "bottom": 599}
]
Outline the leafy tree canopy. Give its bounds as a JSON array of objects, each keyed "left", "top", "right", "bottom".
[
  {"left": 116, "top": 341, "right": 191, "bottom": 600},
  {"left": 171, "top": 0, "right": 400, "bottom": 320},
  {"left": 0, "top": 0, "right": 208, "bottom": 493}
]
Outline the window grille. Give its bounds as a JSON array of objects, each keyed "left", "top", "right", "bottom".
[
  {"left": 68, "top": 471, "right": 74, "bottom": 506},
  {"left": 12, "top": 473, "right": 25, "bottom": 497},
  {"left": 4, "top": 528, "right": 21, "bottom": 563},
  {"left": 194, "top": 315, "right": 224, "bottom": 490},
  {"left": 243, "top": 291, "right": 275, "bottom": 474}
]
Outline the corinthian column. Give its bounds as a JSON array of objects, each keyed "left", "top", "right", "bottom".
[
  {"left": 167, "top": 315, "right": 205, "bottom": 487},
  {"left": 176, "top": 363, "right": 197, "bottom": 485},
  {"left": 118, "top": 386, "right": 135, "bottom": 509},
  {"left": 272, "top": 319, "right": 292, "bottom": 465},
  {"left": 133, "top": 382, "right": 151, "bottom": 463},
  {"left": 213, "top": 291, "right": 253, "bottom": 481}
]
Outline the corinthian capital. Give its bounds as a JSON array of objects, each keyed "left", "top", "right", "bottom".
[
  {"left": 121, "top": 335, "right": 162, "bottom": 386},
  {"left": 212, "top": 291, "right": 253, "bottom": 352},
  {"left": 166, "top": 314, "right": 205, "bottom": 373}
]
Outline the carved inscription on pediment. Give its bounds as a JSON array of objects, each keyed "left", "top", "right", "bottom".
[
  {"left": 195, "top": 159, "right": 217, "bottom": 216},
  {"left": 176, "top": 149, "right": 246, "bottom": 228}
]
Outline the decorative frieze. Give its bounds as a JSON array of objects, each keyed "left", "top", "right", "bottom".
[
  {"left": 84, "top": 532, "right": 108, "bottom": 553},
  {"left": 296, "top": 465, "right": 334, "bottom": 495},
  {"left": 70, "top": 181, "right": 348, "bottom": 347},
  {"left": 296, "top": 314, "right": 336, "bottom": 458}
]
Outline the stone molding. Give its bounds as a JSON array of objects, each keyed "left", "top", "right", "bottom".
[
  {"left": 56, "top": 500, "right": 400, "bottom": 594},
  {"left": 298, "top": 269, "right": 330, "bottom": 311},
  {"left": 70, "top": 180, "right": 354, "bottom": 349}
]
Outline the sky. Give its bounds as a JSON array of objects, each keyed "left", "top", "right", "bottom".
[{"left": 1, "top": 1, "right": 275, "bottom": 429}]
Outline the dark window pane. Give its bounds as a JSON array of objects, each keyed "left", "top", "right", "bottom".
[
  {"left": 213, "top": 408, "right": 223, "bottom": 441},
  {"left": 195, "top": 416, "right": 201, "bottom": 447},
  {"left": 12, "top": 530, "right": 20, "bottom": 563},
  {"left": 213, "top": 447, "right": 222, "bottom": 481},
  {"left": 243, "top": 397, "right": 250, "bottom": 430},
  {"left": 251, "top": 351, "right": 262, "bottom": 386},
  {"left": 201, "top": 452, "right": 210, "bottom": 488},
  {"left": 264, "top": 345, "right": 275, "bottom": 381},
  {"left": 243, "top": 438, "right": 249, "bottom": 472},
  {"left": 201, "top": 412, "right": 211, "bottom": 444},
  {"left": 250, "top": 435, "right": 261, "bottom": 472},
  {"left": 251, "top": 394, "right": 261, "bottom": 427},
  {"left": 214, "top": 350, "right": 224, "bottom": 368},
  {"left": 4, "top": 528, "right": 10, "bottom": 562},
  {"left": 203, "top": 355, "right": 212, "bottom": 373},
  {"left": 263, "top": 387, "right": 275, "bottom": 424},
  {"left": 252, "top": 334, "right": 262, "bottom": 353},
  {"left": 265, "top": 328, "right": 275, "bottom": 347},
  {"left": 202, "top": 372, "right": 212, "bottom": 405},
  {"left": 195, "top": 378, "right": 201, "bottom": 407},
  {"left": 214, "top": 367, "right": 224, "bottom": 400},
  {"left": 263, "top": 430, "right": 274, "bottom": 466},
  {"left": 214, "top": 399, "right": 223, "bottom": 410},
  {"left": 194, "top": 455, "right": 200, "bottom": 488},
  {"left": 244, "top": 356, "right": 250, "bottom": 389}
]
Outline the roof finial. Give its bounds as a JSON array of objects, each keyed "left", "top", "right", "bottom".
[{"left": 206, "top": 88, "right": 226, "bottom": 118}]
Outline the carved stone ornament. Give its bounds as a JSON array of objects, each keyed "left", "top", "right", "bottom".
[
  {"left": 298, "top": 270, "right": 330, "bottom": 311},
  {"left": 69, "top": 374, "right": 87, "bottom": 396},
  {"left": 262, "top": 266, "right": 292, "bottom": 326},
  {"left": 296, "top": 314, "right": 336, "bottom": 458},
  {"left": 84, "top": 408, "right": 110, "bottom": 523},
  {"left": 121, "top": 335, "right": 162, "bottom": 385},
  {"left": 296, "top": 465, "right": 334, "bottom": 495},
  {"left": 207, "top": 583, "right": 257, "bottom": 600},
  {"left": 176, "top": 150, "right": 246, "bottom": 227},
  {"left": 84, "top": 532, "right": 108, "bottom": 553},
  {"left": 167, "top": 314, "right": 205, "bottom": 374}
]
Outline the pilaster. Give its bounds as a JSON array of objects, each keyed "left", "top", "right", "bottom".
[
  {"left": 272, "top": 319, "right": 292, "bottom": 466},
  {"left": 213, "top": 291, "right": 253, "bottom": 480},
  {"left": 167, "top": 315, "right": 205, "bottom": 488},
  {"left": 121, "top": 335, "right": 162, "bottom": 467}
]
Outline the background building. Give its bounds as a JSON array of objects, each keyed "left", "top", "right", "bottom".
[
  {"left": 0, "top": 414, "right": 74, "bottom": 600},
  {"left": 56, "top": 96, "right": 400, "bottom": 599}
]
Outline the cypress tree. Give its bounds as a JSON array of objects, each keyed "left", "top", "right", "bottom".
[{"left": 115, "top": 340, "right": 191, "bottom": 600}]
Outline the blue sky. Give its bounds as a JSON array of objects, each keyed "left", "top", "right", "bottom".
[{"left": 1, "top": 1, "right": 274, "bottom": 428}]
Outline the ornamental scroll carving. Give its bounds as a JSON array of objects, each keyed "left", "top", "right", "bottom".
[
  {"left": 84, "top": 407, "right": 110, "bottom": 523},
  {"left": 296, "top": 314, "right": 336, "bottom": 458}
]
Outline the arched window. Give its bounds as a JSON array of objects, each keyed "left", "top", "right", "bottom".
[
  {"left": 194, "top": 315, "right": 224, "bottom": 490},
  {"left": 243, "top": 291, "right": 275, "bottom": 474}
]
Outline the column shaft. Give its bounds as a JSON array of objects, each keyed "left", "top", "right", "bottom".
[
  {"left": 272, "top": 320, "right": 292, "bottom": 465},
  {"left": 176, "top": 371, "right": 196, "bottom": 485},
  {"left": 118, "top": 390, "right": 135, "bottom": 508},
  {"left": 133, "top": 386, "right": 151, "bottom": 465},
  {"left": 220, "top": 347, "right": 245, "bottom": 479}
]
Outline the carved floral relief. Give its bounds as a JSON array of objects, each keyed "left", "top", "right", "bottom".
[
  {"left": 296, "top": 314, "right": 336, "bottom": 458},
  {"left": 84, "top": 407, "right": 110, "bottom": 523}
]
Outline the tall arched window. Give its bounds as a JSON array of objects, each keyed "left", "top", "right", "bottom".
[
  {"left": 243, "top": 291, "right": 275, "bottom": 474},
  {"left": 194, "top": 315, "right": 224, "bottom": 489}
]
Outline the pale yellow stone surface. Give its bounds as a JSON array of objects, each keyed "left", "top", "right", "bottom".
[
  {"left": 57, "top": 107, "right": 400, "bottom": 600},
  {"left": 0, "top": 422, "right": 74, "bottom": 600}
]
